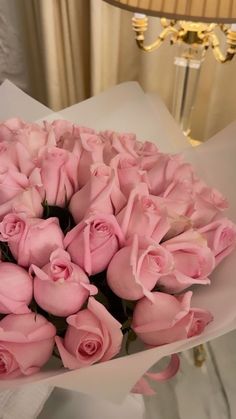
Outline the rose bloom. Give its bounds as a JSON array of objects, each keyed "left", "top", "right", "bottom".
[
  {"left": 0, "top": 140, "right": 35, "bottom": 176},
  {"left": 55, "top": 297, "right": 123, "bottom": 369},
  {"left": 132, "top": 291, "right": 213, "bottom": 346},
  {"left": 116, "top": 183, "right": 169, "bottom": 242},
  {"left": 110, "top": 153, "right": 147, "bottom": 198},
  {"left": 0, "top": 118, "right": 56, "bottom": 158},
  {"left": 0, "top": 313, "right": 56, "bottom": 378},
  {"left": 64, "top": 213, "right": 124, "bottom": 275},
  {"left": 160, "top": 178, "right": 195, "bottom": 217},
  {"left": 0, "top": 262, "right": 33, "bottom": 314},
  {"left": 77, "top": 133, "right": 104, "bottom": 187},
  {"left": 144, "top": 152, "right": 195, "bottom": 199},
  {"left": 107, "top": 235, "right": 174, "bottom": 300},
  {"left": 191, "top": 181, "right": 228, "bottom": 228},
  {"left": 101, "top": 130, "right": 138, "bottom": 163},
  {"left": 32, "top": 249, "right": 97, "bottom": 317},
  {"left": 0, "top": 213, "right": 64, "bottom": 268},
  {"left": 34, "top": 146, "right": 79, "bottom": 207},
  {"left": 0, "top": 168, "right": 29, "bottom": 220},
  {"left": 69, "top": 163, "right": 125, "bottom": 224},
  {"left": 199, "top": 218, "right": 236, "bottom": 265},
  {"left": 0, "top": 166, "right": 43, "bottom": 220},
  {"left": 159, "top": 229, "right": 215, "bottom": 293},
  {"left": 10, "top": 186, "right": 44, "bottom": 218},
  {"left": 12, "top": 120, "right": 56, "bottom": 158},
  {"left": 48, "top": 120, "right": 95, "bottom": 156},
  {"left": 0, "top": 118, "right": 25, "bottom": 142}
]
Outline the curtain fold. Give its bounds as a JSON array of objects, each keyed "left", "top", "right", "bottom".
[{"left": 22, "top": 0, "right": 236, "bottom": 140}]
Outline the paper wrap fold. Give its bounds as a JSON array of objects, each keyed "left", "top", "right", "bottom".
[{"left": 0, "top": 80, "right": 235, "bottom": 403}]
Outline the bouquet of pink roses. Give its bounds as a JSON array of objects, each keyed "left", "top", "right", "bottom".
[{"left": 0, "top": 116, "right": 235, "bottom": 393}]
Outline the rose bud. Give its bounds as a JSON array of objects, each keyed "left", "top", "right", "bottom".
[
  {"left": 31, "top": 249, "right": 97, "bottom": 317},
  {"left": 145, "top": 153, "right": 193, "bottom": 196},
  {"left": 132, "top": 291, "right": 213, "bottom": 346},
  {"left": 14, "top": 121, "right": 56, "bottom": 158},
  {"left": 101, "top": 130, "right": 138, "bottom": 163},
  {"left": 34, "top": 146, "right": 79, "bottom": 207},
  {"left": 64, "top": 213, "right": 124, "bottom": 275},
  {"left": 0, "top": 214, "right": 64, "bottom": 268},
  {"left": 0, "top": 313, "right": 56, "bottom": 378},
  {"left": 107, "top": 235, "right": 174, "bottom": 300},
  {"left": 159, "top": 230, "right": 215, "bottom": 293},
  {"left": 69, "top": 163, "right": 125, "bottom": 224},
  {"left": 49, "top": 120, "right": 95, "bottom": 153},
  {"left": 77, "top": 133, "right": 104, "bottom": 187},
  {"left": 199, "top": 218, "right": 236, "bottom": 265},
  {"left": 116, "top": 183, "right": 169, "bottom": 242},
  {"left": 0, "top": 140, "right": 35, "bottom": 176},
  {"left": 190, "top": 180, "right": 228, "bottom": 228},
  {"left": 0, "top": 262, "right": 33, "bottom": 314},
  {"left": 0, "top": 168, "right": 29, "bottom": 220},
  {"left": 55, "top": 297, "right": 123, "bottom": 369},
  {"left": 110, "top": 153, "right": 147, "bottom": 198}
]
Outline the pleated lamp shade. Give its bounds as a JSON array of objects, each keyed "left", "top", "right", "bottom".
[{"left": 103, "top": 0, "right": 236, "bottom": 23}]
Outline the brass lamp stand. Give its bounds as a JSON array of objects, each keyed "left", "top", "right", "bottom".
[
  {"left": 132, "top": 16, "right": 236, "bottom": 138},
  {"left": 104, "top": 0, "right": 236, "bottom": 139}
]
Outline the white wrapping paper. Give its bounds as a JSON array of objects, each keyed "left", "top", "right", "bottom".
[{"left": 0, "top": 80, "right": 235, "bottom": 403}]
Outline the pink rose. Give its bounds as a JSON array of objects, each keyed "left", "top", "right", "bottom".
[
  {"left": 199, "top": 218, "right": 236, "bottom": 265},
  {"left": 0, "top": 168, "right": 29, "bottom": 220},
  {"left": 101, "top": 130, "right": 138, "bottom": 163},
  {"left": 0, "top": 214, "right": 64, "bottom": 268},
  {"left": 159, "top": 230, "right": 215, "bottom": 293},
  {"left": 110, "top": 153, "right": 147, "bottom": 198},
  {"left": 107, "top": 235, "right": 174, "bottom": 300},
  {"left": 34, "top": 146, "right": 79, "bottom": 207},
  {"left": 161, "top": 178, "right": 194, "bottom": 217},
  {"left": 0, "top": 168, "right": 29, "bottom": 204},
  {"left": 69, "top": 163, "right": 126, "bottom": 224},
  {"left": 132, "top": 291, "right": 213, "bottom": 346},
  {"left": 31, "top": 249, "right": 97, "bottom": 317},
  {"left": 135, "top": 141, "right": 161, "bottom": 169},
  {"left": 14, "top": 122, "right": 56, "bottom": 158},
  {"left": 10, "top": 186, "right": 43, "bottom": 218},
  {"left": 0, "top": 118, "right": 55, "bottom": 156},
  {"left": 145, "top": 153, "right": 194, "bottom": 196},
  {"left": 0, "top": 313, "right": 56, "bottom": 378},
  {"left": 0, "top": 141, "right": 32, "bottom": 175},
  {"left": 0, "top": 118, "right": 25, "bottom": 142},
  {"left": 47, "top": 120, "right": 95, "bottom": 156},
  {"left": 64, "top": 213, "right": 124, "bottom": 275},
  {"left": 0, "top": 139, "right": 36, "bottom": 177},
  {"left": 48, "top": 120, "right": 95, "bottom": 147},
  {"left": 116, "top": 183, "right": 169, "bottom": 242},
  {"left": 191, "top": 181, "right": 228, "bottom": 228},
  {"left": 135, "top": 140, "right": 159, "bottom": 157},
  {"left": 77, "top": 133, "right": 104, "bottom": 187},
  {"left": 0, "top": 262, "right": 33, "bottom": 314},
  {"left": 55, "top": 297, "right": 123, "bottom": 369}
]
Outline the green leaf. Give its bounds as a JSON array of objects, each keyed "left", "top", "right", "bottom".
[
  {"left": 0, "top": 242, "right": 16, "bottom": 263},
  {"left": 42, "top": 204, "right": 75, "bottom": 233},
  {"left": 121, "top": 318, "right": 131, "bottom": 332},
  {"left": 125, "top": 329, "right": 137, "bottom": 354},
  {"left": 94, "top": 289, "right": 110, "bottom": 309},
  {"left": 122, "top": 299, "right": 136, "bottom": 317}
]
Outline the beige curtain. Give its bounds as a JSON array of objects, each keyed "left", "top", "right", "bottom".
[{"left": 22, "top": 0, "right": 236, "bottom": 140}]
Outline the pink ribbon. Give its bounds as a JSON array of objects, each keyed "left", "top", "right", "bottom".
[{"left": 132, "top": 354, "right": 180, "bottom": 395}]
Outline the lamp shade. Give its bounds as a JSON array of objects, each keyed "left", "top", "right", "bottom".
[{"left": 103, "top": 0, "right": 236, "bottom": 23}]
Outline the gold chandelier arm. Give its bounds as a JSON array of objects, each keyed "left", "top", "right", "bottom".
[
  {"left": 132, "top": 16, "right": 178, "bottom": 52},
  {"left": 207, "top": 30, "right": 236, "bottom": 63}
]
